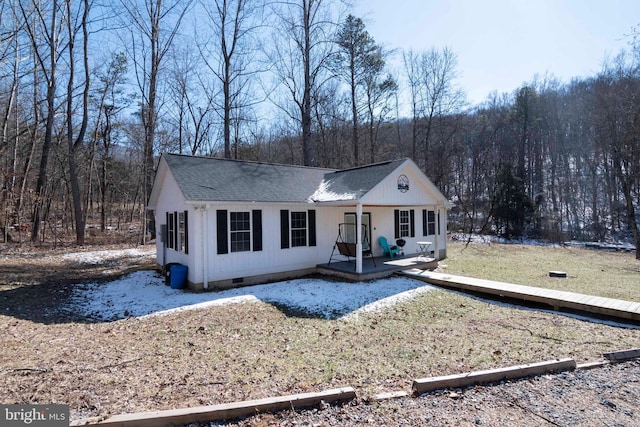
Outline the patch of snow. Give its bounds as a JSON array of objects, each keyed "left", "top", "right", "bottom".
[
  {"left": 69, "top": 271, "right": 437, "bottom": 321},
  {"left": 341, "top": 285, "right": 437, "bottom": 321},
  {"left": 308, "top": 180, "right": 356, "bottom": 202},
  {"left": 61, "top": 247, "right": 155, "bottom": 264}
]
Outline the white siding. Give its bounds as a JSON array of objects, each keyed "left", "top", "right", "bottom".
[
  {"left": 361, "top": 162, "right": 443, "bottom": 206},
  {"left": 203, "top": 204, "right": 346, "bottom": 283},
  {"left": 152, "top": 158, "right": 450, "bottom": 287},
  {"left": 153, "top": 170, "right": 195, "bottom": 281}
]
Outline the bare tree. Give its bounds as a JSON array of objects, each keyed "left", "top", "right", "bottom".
[
  {"left": 403, "top": 47, "right": 465, "bottom": 171},
  {"left": 199, "top": 0, "right": 265, "bottom": 159},
  {"left": 595, "top": 53, "right": 640, "bottom": 258},
  {"left": 118, "top": 0, "right": 192, "bottom": 241},
  {"left": 20, "top": 0, "right": 65, "bottom": 242},
  {"left": 168, "top": 46, "right": 214, "bottom": 155},
  {"left": 402, "top": 49, "right": 424, "bottom": 160},
  {"left": 271, "top": 0, "right": 340, "bottom": 166},
  {"left": 0, "top": 0, "right": 21, "bottom": 241},
  {"left": 91, "top": 52, "right": 130, "bottom": 231},
  {"left": 64, "top": 0, "right": 91, "bottom": 245}
]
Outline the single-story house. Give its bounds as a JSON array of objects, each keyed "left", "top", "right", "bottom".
[{"left": 147, "top": 153, "right": 453, "bottom": 290}]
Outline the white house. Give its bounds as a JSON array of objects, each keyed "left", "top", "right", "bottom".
[{"left": 147, "top": 153, "right": 452, "bottom": 290}]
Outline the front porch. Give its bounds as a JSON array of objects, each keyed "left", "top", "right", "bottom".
[{"left": 317, "top": 253, "right": 438, "bottom": 282}]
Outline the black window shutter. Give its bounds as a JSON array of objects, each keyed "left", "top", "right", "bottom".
[
  {"left": 216, "top": 210, "right": 228, "bottom": 254},
  {"left": 252, "top": 210, "right": 262, "bottom": 251},
  {"left": 410, "top": 209, "right": 415, "bottom": 237},
  {"left": 422, "top": 209, "right": 427, "bottom": 236},
  {"left": 308, "top": 209, "right": 316, "bottom": 247},
  {"left": 280, "top": 210, "right": 289, "bottom": 249},
  {"left": 167, "top": 212, "right": 174, "bottom": 249},
  {"left": 184, "top": 210, "right": 189, "bottom": 254},
  {"left": 394, "top": 209, "right": 400, "bottom": 239},
  {"left": 165, "top": 211, "right": 170, "bottom": 248},
  {"left": 174, "top": 211, "right": 179, "bottom": 249}
]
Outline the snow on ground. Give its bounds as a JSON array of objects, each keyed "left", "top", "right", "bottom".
[
  {"left": 69, "top": 271, "right": 437, "bottom": 321},
  {"left": 61, "top": 247, "right": 155, "bottom": 264}
]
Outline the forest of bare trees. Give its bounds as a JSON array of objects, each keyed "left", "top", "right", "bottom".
[{"left": 0, "top": 0, "right": 638, "bottom": 257}]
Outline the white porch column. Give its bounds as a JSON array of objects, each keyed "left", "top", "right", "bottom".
[
  {"left": 356, "top": 203, "right": 363, "bottom": 273},
  {"left": 201, "top": 205, "right": 209, "bottom": 289}
]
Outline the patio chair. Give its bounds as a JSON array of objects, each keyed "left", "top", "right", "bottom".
[{"left": 378, "top": 236, "right": 400, "bottom": 258}]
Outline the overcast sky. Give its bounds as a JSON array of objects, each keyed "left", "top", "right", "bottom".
[{"left": 354, "top": 0, "right": 640, "bottom": 105}]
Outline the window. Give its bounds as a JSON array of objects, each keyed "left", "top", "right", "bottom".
[
  {"left": 424, "top": 210, "right": 436, "bottom": 236},
  {"left": 280, "top": 209, "right": 316, "bottom": 249},
  {"left": 178, "top": 212, "right": 186, "bottom": 252},
  {"left": 394, "top": 209, "right": 415, "bottom": 239},
  {"left": 399, "top": 210, "right": 410, "bottom": 238},
  {"left": 166, "top": 210, "right": 188, "bottom": 253},
  {"left": 216, "top": 209, "right": 262, "bottom": 255},
  {"left": 230, "top": 212, "right": 251, "bottom": 252},
  {"left": 291, "top": 211, "right": 307, "bottom": 247}
]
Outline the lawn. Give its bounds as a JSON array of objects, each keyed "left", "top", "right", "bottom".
[
  {"left": 0, "top": 241, "right": 639, "bottom": 423},
  {"left": 444, "top": 240, "right": 640, "bottom": 301}
]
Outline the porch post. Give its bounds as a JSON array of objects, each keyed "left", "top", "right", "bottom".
[
  {"left": 433, "top": 206, "right": 440, "bottom": 261},
  {"left": 356, "top": 203, "right": 363, "bottom": 273},
  {"left": 201, "top": 205, "right": 209, "bottom": 289}
]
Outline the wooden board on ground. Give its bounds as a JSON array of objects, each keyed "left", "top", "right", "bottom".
[
  {"left": 70, "top": 387, "right": 356, "bottom": 427},
  {"left": 402, "top": 270, "right": 640, "bottom": 323},
  {"left": 412, "top": 358, "right": 577, "bottom": 395}
]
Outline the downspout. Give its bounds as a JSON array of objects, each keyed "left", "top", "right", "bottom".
[
  {"left": 356, "top": 202, "right": 363, "bottom": 273},
  {"left": 200, "top": 205, "right": 209, "bottom": 290},
  {"left": 434, "top": 206, "right": 440, "bottom": 260},
  {"left": 161, "top": 223, "right": 166, "bottom": 269}
]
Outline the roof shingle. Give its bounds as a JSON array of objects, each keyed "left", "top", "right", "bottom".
[{"left": 162, "top": 154, "right": 407, "bottom": 204}]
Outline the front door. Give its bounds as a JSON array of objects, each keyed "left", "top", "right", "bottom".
[{"left": 344, "top": 212, "right": 371, "bottom": 251}]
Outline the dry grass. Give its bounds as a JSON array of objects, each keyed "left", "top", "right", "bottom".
[
  {"left": 0, "top": 241, "right": 639, "bottom": 422},
  {"left": 444, "top": 240, "right": 640, "bottom": 301}
]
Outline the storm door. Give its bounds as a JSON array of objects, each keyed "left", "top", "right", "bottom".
[{"left": 344, "top": 212, "right": 372, "bottom": 251}]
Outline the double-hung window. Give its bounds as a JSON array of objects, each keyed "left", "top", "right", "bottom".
[
  {"left": 178, "top": 212, "right": 186, "bottom": 252},
  {"left": 166, "top": 210, "right": 189, "bottom": 253},
  {"left": 230, "top": 212, "right": 251, "bottom": 252},
  {"left": 394, "top": 209, "right": 415, "bottom": 239},
  {"left": 216, "top": 209, "right": 262, "bottom": 254},
  {"left": 424, "top": 210, "right": 436, "bottom": 236},
  {"left": 280, "top": 209, "right": 316, "bottom": 249},
  {"left": 399, "top": 210, "right": 410, "bottom": 238},
  {"left": 290, "top": 211, "right": 307, "bottom": 247}
]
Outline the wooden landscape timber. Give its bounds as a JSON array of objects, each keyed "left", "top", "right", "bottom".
[
  {"left": 68, "top": 349, "right": 640, "bottom": 426},
  {"left": 70, "top": 387, "right": 356, "bottom": 427},
  {"left": 412, "top": 358, "right": 577, "bottom": 396},
  {"left": 604, "top": 348, "right": 640, "bottom": 362}
]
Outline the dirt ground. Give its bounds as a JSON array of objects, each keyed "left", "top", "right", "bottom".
[{"left": 1, "top": 243, "right": 640, "bottom": 426}]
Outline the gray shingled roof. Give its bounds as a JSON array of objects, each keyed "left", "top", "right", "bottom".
[
  {"left": 162, "top": 154, "right": 406, "bottom": 204},
  {"left": 311, "top": 159, "right": 406, "bottom": 202},
  {"left": 164, "top": 154, "right": 334, "bottom": 203}
]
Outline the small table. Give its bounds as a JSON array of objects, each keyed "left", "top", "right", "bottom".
[{"left": 417, "top": 241, "right": 432, "bottom": 259}]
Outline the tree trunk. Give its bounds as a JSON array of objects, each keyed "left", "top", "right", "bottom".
[
  {"left": 29, "top": 0, "right": 59, "bottom": 242},
  {"left": 301, "top": 0, "right": 313, "bottom": 166}
]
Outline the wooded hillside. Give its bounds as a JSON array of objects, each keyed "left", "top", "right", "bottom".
[{"left": 0, "top": 0, "right": 638, "bottom": 256}]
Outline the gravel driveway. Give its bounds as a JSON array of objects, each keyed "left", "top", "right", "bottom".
[{"left": 199, "top": 359, "right": 640, "bottom": 427}]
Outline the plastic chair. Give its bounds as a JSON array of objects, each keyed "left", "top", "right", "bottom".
[{"left": 378, "top": 236, "right": 400, "bottom": 258}]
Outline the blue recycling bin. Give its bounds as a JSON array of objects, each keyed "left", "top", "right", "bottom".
[{"left": 170, "top": 264, "right": 188, "bottom": 289}]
